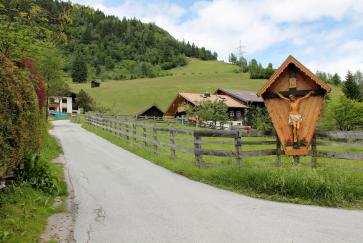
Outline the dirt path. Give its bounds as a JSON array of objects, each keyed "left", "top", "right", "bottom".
[{"left": 51, "top": 120, "right": 363, "bottom": 243}]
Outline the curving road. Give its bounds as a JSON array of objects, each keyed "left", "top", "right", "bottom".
[{"left": 51, "top": 120, "right": 363, "bottom": 243}]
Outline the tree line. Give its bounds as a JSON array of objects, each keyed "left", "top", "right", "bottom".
[
  {"left": 32, "top": 0, "right": 217, "bottom": 82},
  {"left": 228, "top": 53, "right": 275, "bottom": 79}
]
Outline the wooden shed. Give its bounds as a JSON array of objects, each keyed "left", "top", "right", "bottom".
[
  {"left": 257, "top": 55, "right": 331, "bottom": 156},
  {"left": 91, "top": 80, "right": 100, "bottom": 88},
  {"left": 137, "top": 105, "right": 164, "bottom": 119}
]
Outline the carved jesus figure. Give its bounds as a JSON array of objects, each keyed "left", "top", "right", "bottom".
[{"left": 276, "top": 91, "right": 314, "bottom": 144}]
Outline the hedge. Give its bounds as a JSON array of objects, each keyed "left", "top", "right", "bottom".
[{"left": 0, "top": 54, "right": 40, "bottom": 178}]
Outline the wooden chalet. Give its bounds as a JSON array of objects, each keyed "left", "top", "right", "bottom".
[
  {"left": 215, "top": 88, "right": 264, "bottom": 106},
  {"left": 164, "top": 92, "right": 248, "bottom": 121},
  {"left": 136, "top": 105, "right": 164, "bottom": 119},
  {"left": 257, "top": 55, "right": 331, "bottom": 156}
]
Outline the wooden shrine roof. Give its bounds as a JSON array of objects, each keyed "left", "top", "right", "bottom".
[{"left": 257, "top": 55, "right": 332, "bottom": 97}]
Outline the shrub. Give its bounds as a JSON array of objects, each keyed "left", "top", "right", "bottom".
[
  {"left": 0, "top": 54, "right": 40, "bottom": 178},
  {"left": 15, "top": 152, "right": 66, "bottom": 195}
]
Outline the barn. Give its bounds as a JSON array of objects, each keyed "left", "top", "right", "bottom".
[
  {"left": 136, "top": 105, "right": 164, "bottom": 119},
  {"left": 91, "top": 80, "right": 100, "bottom": 88}
]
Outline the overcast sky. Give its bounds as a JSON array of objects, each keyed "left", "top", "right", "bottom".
[{"left": 72, "top": 0, "right": 363, "bottom": 77}]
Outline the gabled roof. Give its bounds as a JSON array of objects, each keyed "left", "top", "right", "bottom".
[
  {"left": 257, "top": 55, "right": 331, "bottom": 97},
  {"left": 216, "top": 88, "right": 263, "bottom": 103},
  {"left": 179, "top": 93, "right": 248, "bottom": 108},
  {"left": 137, "top": 105, "right": 163, "bottom": 116}
]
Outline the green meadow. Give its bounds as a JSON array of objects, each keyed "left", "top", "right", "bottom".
[
  {"left": 70, "top": 58, "right": 342, "bottom": 115},
  {"left": 70, "top": 59, "right": 266, "bottom": 114}
]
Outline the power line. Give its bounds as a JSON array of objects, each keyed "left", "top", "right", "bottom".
[{"left": 235, "top": 40, "right": 247, "bottom": 59}]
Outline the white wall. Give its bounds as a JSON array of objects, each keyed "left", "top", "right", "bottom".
[{"left": 48, "top": 96, "right": 73, "bottom": 113}]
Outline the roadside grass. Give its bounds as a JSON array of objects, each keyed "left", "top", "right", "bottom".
[
  {"left": 0, "top": 122, "right": 67, "bottom": 243},
  {"left": 76, "top": 118, "right": 363, "bottom": 209}
]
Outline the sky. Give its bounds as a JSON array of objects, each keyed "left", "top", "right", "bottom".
[{"left": 72, "top": 0, "right": 363, "bottom": 77}]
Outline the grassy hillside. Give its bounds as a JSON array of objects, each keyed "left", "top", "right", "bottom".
[
  {"left": 70, "top": 58, "right": 342, "bottom": 115},
  {"left": 70, "top": 59, "right": 267, "bottom": 114}
]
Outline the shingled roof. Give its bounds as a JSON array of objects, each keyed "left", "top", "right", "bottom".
[
  {"left": 179, "top": 93, "right": 248, "bottom": 108},
  {"left": 164, "top": 92, "right": 248, "bottom": 116},
  {"left": 215, "top": 88, "right": 263, "bottom": 103}
]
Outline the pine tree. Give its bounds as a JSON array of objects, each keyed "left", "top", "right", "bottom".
[
  {"left": 331, "top": 73, "right": 341, "bottom": 86},
  {"left": 72, "top": 54, "right": 88, "bottom": 83},
  {"left": 343, "top": 71, "right": 362, "bottom": 101},
  {"left": 76, "top": 89, "right": 94, "bottom": 113}
]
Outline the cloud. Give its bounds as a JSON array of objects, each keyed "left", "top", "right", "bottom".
[{"left": 70, "top": 0, "right": 363, "bottom": 76}]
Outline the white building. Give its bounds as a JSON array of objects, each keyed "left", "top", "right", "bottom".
[{"left": 48, "top": 96, "right": 73, "bottom": 113}]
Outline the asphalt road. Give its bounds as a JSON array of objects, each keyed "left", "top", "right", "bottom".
[{"left": 51, "top": 120, "right": 363, "bottom": 243}]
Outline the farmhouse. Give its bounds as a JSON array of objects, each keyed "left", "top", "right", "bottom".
[
  {"left": 136, "top": 105, "right": 164, "bottom": 119},
  {"left": 215, "top": 88, "right": 264, "bottom": 106},
  {"left": 48, "top": 96, "right": 73, "bottom": 113},
  {"left": 165, "top": 92, "right": 248, "bottom": 122}
]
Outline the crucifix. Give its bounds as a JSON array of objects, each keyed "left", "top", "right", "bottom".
[
  {"left": 263, "top": 64, "right": 323, "bottom": 148},
  {"left": 257, "top": 55, "right": 332, "bottom": 158}
]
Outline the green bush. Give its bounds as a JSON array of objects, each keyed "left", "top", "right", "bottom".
[
  {"left": 0, "top": 54, "right": 40, "bottom": 178},
  {"left": 15, "top": 152, "right": 66, "bottom": 196}
]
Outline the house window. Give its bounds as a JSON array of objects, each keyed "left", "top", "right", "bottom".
[
  {"left": 62, "top": 108, "right": 67, "bottom": 113},
  {"left": 229, "top": 111, "right": 234, "bottom": 117},
  {"left": 62, "top": 98, "right": 67, "bottom": 103},
  {"left": 236, "top": 111, "right": 241, "bottom": 118}
]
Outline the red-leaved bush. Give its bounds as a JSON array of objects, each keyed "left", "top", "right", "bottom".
[{"left": 21, "top": 58, "right": 46, "bottom": 111}]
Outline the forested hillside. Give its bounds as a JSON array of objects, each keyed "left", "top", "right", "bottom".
[{"left": 0, "top": 0, "right": 217, "bottom": 81}]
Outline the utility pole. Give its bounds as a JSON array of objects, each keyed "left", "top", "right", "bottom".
[
  {"left": 235, "top": 40, "right": 247, "bottom": 70},
  {"left": 236, "top": 40, "right": 246, "bottom": 59}
]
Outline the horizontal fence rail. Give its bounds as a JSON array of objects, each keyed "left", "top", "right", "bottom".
[{"left": 84, "top": 114, "right": 363, "bottom": 168}]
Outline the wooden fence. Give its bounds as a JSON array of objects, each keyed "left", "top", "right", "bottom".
[{"left": 85, "top": 114, "right": 363, "bottom": 168}]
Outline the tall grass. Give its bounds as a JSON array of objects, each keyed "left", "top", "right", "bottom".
[{"left": 80, "top": 121, "right": 363, "bottom": 208}]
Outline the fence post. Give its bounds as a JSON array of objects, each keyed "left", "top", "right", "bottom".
[
  {"left": 194, "top": 132, "right": 203, "bottom": 167},
  {"left": 234, "top": 131, "right": 242, "bottom": 168},
  {"left": 169, "top": 127, "right": 176, "bottom": 159},
  {"left": 125, "top": 122, "right": 130, "bottom": 143},
  {"left": 133, "top": 123, "right": 137, "bottom": 143},
  {"left": 143, "top": 126, "right": 147, "bottom": 148},
  {"left": 276, "top": 135, "right": 281, "bottom": 165},
  {"left": 311, "top": 134, "right": 317, "bottom": 168},
  {"left": 152, "top": 126, "right": 158, "bottom": 154},
  {"left": 113, "top": 117, "right": 117, "bottom": 136}
]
